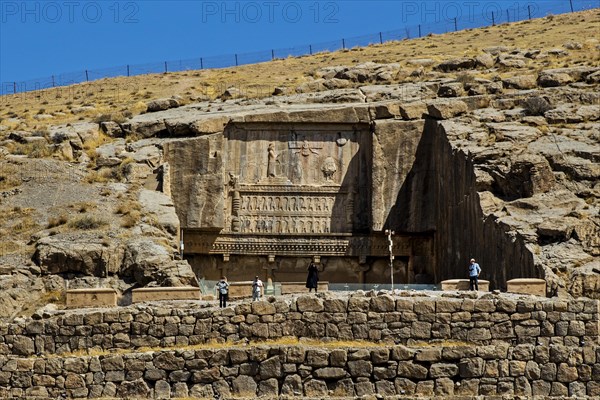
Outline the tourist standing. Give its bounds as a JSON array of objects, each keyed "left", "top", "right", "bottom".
[
  {"left": 216, "top": 276, "right": 230, "bottom": 308},
  {"left": 306, "top": 261, "right": 319, "bottom": 292},
  {"left": 468, "top": 259, "right": 481, "bottom": 291},
  {"left": 252, "top": 276, "right": 263, "bottom": 301}
]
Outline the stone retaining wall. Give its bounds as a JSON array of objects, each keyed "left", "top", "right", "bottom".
[
  {"left": 1, "top": 293, "right": 598, "bottom": 358},
  {"left": 1, "top": 343, "right": 599, "bottom": 399},
  {"left": 0, "top": 293, "right": 599, "bottom": 398}
]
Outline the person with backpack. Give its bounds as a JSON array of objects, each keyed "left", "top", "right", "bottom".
[
  {"left": 252, "top": 276, "right": 263, "bottom": 301},
  {"left": 216, "top": 276, "right": 230, "bottom": 308}
]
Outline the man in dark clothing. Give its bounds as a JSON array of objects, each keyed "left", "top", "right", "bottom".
[{"left": 306, "top": 261, "right": 319, "bottom": 292}]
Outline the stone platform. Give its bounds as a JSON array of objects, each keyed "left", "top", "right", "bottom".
[
  {"left": 280, "top": 281, "right": 329, "bottom": 295},
  {"left": 507, "top": 278, "right": 547, "bottom": 297},
  {"left": 65, "top": 288, "right": 118, "bottom": 308},
  {"left": 220, "top": 282, "right": 264, "bottom": 299},
  {"left": 440, "top": 279, "right": 490, "bottom": 291},
  {"left": 131, "top": 287, "right": 200, "bottom": 303}
]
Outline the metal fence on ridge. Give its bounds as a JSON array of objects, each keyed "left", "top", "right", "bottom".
[{"left": 1, "top": 0, "right": 597, "bottom": 96}]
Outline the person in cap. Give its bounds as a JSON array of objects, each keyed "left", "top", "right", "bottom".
[{"left": 468, "top": 259, "right": 481, "bottom": 291}]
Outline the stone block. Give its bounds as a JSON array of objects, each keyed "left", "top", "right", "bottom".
[
  {"left": 66, "top": 289, "right": 118, "bottom": 308},
  {"left": 507, "top": 278, "right": 547, "bottom": 297},
  {"left": 218, "top": 282, "right": 263, "bottom": 299},
  {"left": 426, "top": 100, "right": 469, "bottom": 119},
  {"left": 280, "top": 281, "right": 329, "bottom": 295},
  {"left": 440, "top": 279, "right": 490, "bottom": 291},
  {"left": 131, "top": 287, "right": 200, "bottom": 303},
  {"left": 296, "top": 296, "right": 325, "bottom": 312}
]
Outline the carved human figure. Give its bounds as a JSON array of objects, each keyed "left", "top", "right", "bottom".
[
  {"left": 267, "top": 143, "right": 278, "bottom": 177},
  {"left": 268, "top": 197, "right": 274, "bottom": 211},
  {"left": 257, "top": 197, "right": 264, "bottom": 211}
]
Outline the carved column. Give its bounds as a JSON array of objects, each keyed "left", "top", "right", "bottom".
[
  {"left": 355, "top": 256, "right": 370, "bottom": 284},
  {"left": 220, "top": 254, "right": 230, "bottom": 278},
  {"left": 264, "top": 255, "right": 277, "bottom": 295},
  {"left": 407, "top": 242, "right": 415, "bottom": 284},
  {"left": 231, "top": 191, "right": 241, "bottom": 232}
]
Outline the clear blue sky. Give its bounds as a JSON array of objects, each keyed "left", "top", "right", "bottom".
[{"left": 0, "top": 0, "right": 594, "bottom": 83}]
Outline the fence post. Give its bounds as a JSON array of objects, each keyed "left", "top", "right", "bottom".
[
  {"left": 379, "top": 32, "right": 383, "bottom": 44},
  {"left": 13, "top": 82, "right": 17, "bottom": 94},
  {"left": 342, "top": 38, "right": 345, "bottom": 49},
  {"left": 52, "top": 76, "right": 55, "bottom": 87},
  {"left": 235, "top": 54, "right": 238, "bottom": 66},
  {"left": 85, "top": 70, "right": 89, "bottom": 81},
  {"left": 418, "top": 25, "right": 421, "bottom": 38},
  {"left": 127, "top": 65, "right": 130, "bottom": 77},
  {"left": 492, "top": 12, "right": 495, "bottom": 26},
  {"left": 506, "top": 9, "right": 510, "bottom": 23},
  {"left": 454, "top": 17, "right": 458, "bottom": 31},
  {"left": 271, "top": 49, "right": 274, "bottom": 60},
  {"left": 569, "top": 0, "right": 574, "bottom": 12},
  {"left": 309, "top": 45, "right": 312, "bottom": 55},
  {"left": 528, "top": 5, "right": 532, "bottom": 20},
  {"left": 200, "top": 58, "right": 203, "bottom": 69},
  {"left": 164, "top": 61, "right": 168, "bottom": 73}
]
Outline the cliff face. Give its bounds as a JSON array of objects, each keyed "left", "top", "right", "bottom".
[
  {"left": 415, "top": 121, "right": 537, "bottom": 288},
  {"left": 163, "top": 134, "right": 225, "bottom": 230},
  {"left": 2, "top": 14, "right": 599, "bottom": 320}
]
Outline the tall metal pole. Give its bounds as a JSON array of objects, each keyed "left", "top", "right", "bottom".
[
  {"left": 180, "top": 229, "right": 184, "bottom": 259},
  {"left": 386, "top": 230, "right": 395, "bottom": 291}
]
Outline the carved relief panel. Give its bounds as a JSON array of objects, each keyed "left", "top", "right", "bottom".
[{"left": 224, "top": 123, "right": 371, "bottom": 235}]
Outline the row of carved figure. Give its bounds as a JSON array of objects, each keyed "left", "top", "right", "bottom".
[
  {"left": 239, "top": 195, "right": 340, "bottom": 213},
  {"left": 232, "top": 216, "right": 340, "bottom": 234}
]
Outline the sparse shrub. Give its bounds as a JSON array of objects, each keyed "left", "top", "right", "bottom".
[
  {"left": 6, "top": 141, "right": 54, "bottom": 158},
  {"left": 0, "top": 166, "right": 22, "bottom": 190},
  {"left": 115, "top": 158, "right": 135, "bottom": 180},
  {"left": 83, "top": 130, "right": 110, "bottom": 152},
  {"left": 12, "top": 217, "right": 39, "bottom": 234},
  {"left": 68, "top": 215, "right": 108, "bottom": 230},
  {"left": 523, "top": 96, "right": 552, "bottom": 116},
  {"left": 86, "top": 169, "right": 112, "bottom": 184},
  {"left": 52, "top": 132, "right": 69, "bottom": 144},
  {"left": 121, "top": 211, "right": 141, "bottom": 228},
  {"left": 47, "top": 215, "right": 68, "bottom": 228},
  {"left": 73, "top": 202, "right": 95, "bottom": 213},
  {"left": 93, "top": 112, "right": 126, "bottom": 124},
  {"left": 455, "top": 72, "right": 476, "bottom": 84}
]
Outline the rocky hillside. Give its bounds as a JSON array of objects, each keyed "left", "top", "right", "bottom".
[{"left": 0, "top": 10, "right": 599, "bottom": 319}]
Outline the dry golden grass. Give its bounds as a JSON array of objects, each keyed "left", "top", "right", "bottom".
[
  {"left": 67, "top": 215, "right": 109, "bottom": 230},
  {"left": 0, "top": 239, "right": 23, "bottom": 256},
  {"left": 1, "top": 10, "right": 598, "bottom": 136},
  {"left": 0, "top": 207, "right": 41, "bottom": 255},
  {"left": 0, "top": 164, "right": 22, "bottom": 190},
  {"left": 46, "top": 214, "right": 68, "bottom": 229},
  {"left": 42, "top": 336, "right": 472, "bottom": 361},
  {"left": 4, "top": 140, "right": 54, "bottom": 158}
]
